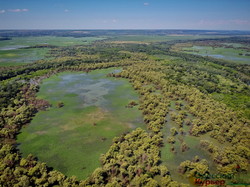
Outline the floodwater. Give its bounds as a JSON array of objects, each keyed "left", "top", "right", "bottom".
[
  {"left": 186, "top": 46, "right": 250, "bottom": 64},
  {"left": 0, "top": 45, "right": 29, "bottom": 50},
  {"left": 161, "top": 101, "right": 222, "bottom": 185},
  {"left": 17, "top": 68, "right": 144, "bottom": 180}
]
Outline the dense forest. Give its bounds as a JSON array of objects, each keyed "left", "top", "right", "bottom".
[{"left": 0, "top": 30, "right": 249, "bottom": 186}]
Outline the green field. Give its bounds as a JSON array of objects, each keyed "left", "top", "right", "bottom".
[
  {"left": 108, "top": 35, "right": 223, "bottom": 43},
  {"left": 0, "top": 48, "right": 49, "bottom": 66},
  {"left": 0, "top": 36, "right": 105, "bottom": 48},
  {"left": 17, "top": 68, "right": 144, "bottom": 180},
  {"left": 182, "top": 45, "right": 250, "bottom": 64},
  {"left": 0, "top": 36, "right": 105, "bottom": 66}
]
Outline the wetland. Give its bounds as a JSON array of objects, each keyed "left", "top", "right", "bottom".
[{"left": 17, "top": 68, "right": 144, "bottom": 179}]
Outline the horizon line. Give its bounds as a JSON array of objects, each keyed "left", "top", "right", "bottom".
[{"left": 0, "top": 28, "right": 250, "bottom": 32}]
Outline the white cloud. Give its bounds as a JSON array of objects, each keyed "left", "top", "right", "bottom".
[
  {"left": 8, "top": 9, "right": 29, "bottom": 12},
  {"left": 144, "top": 2, "right": 149, "bottom": 6},
  {"left": 198, "top": 19, "right": 250, "bottom": 26},
  {"left": 64, "top": 9, "right": 69, "bottom": 13},
  {"left": 0, "top": 10, "right": 5, "bottom": 14},
  {"left": 102, "top": 19, "right": 118, "bottom": 24},
  {"left": 230, "top": 19, "right": 250, "bottom": 25}
]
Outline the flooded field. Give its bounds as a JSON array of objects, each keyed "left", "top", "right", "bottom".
[
  {"left": 0, "top": 36, "right": 105, "bottom": 66},
  {"left": 17, "top": 68, "right": 144, "bottom": 179},
  {"left": 182, "top": 45, "right": 250, "bottom": 64}
]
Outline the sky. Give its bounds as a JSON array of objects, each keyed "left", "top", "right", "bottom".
[{"left": 0, "top": 0, "right": 250, "bottom": 30}]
